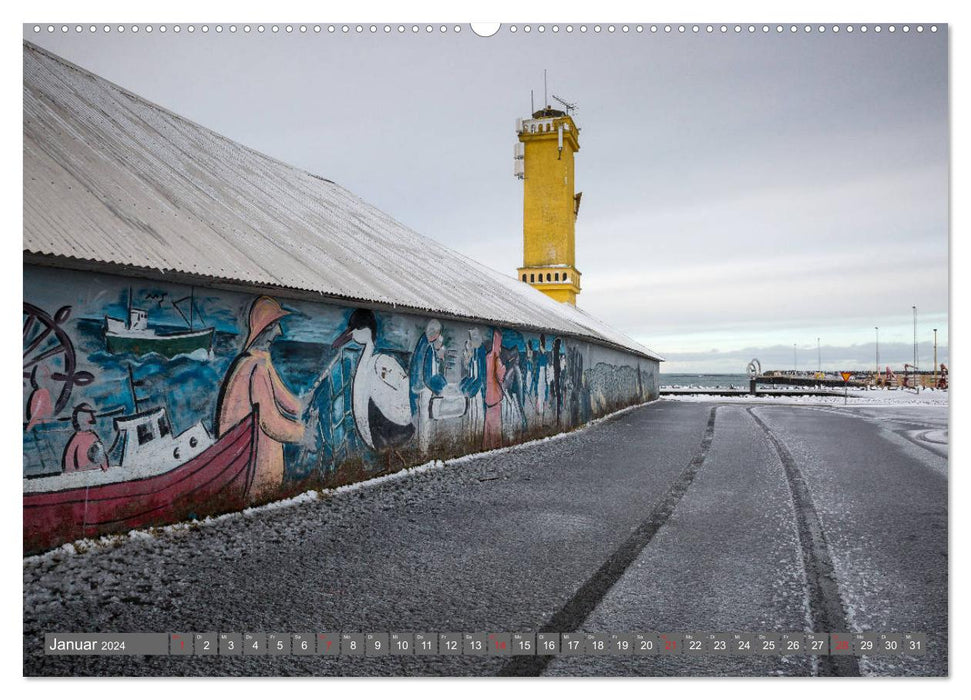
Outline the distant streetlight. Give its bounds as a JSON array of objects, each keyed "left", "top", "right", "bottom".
[
  {"left": 912, "top": 305, "right": 919, "bottom": 392},
  {"left": 933, "top": 329, "right": 938, "bottom": 388},
  {"left": 793, "top": 343, "right": 797, "bottom": 373},
  {"left": 875, "top": 326, "right": 880, "bottom": 388}
]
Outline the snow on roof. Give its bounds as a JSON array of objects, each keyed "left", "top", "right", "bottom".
[{"left": 23, "top": 42, "right": 662, "bottom": 362}]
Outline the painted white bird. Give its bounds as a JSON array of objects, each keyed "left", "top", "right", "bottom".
[{"left": 331, "top": 309, "right": 414, "bottom": 451}]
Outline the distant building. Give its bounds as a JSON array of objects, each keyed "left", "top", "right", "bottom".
[{"left": 515, "top": 106, "right": 582, "bottom": 305}]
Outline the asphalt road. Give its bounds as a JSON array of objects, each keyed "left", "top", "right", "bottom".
[{"left": 23, "top": 400, "right": 948, "bottom": 676}]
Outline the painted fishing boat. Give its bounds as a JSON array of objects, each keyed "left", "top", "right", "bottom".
[
  {"left": 105, "top": 311, "right": 214, "bottom": 356},
  {"left": 110, "top": 406, "right": 214, "bottom": 470},
  {"left": 23, "top": 409, "right": 258, "bottom": 555},
  {"left": 104, "top": 288, "right": 214, "bottom": 357}
]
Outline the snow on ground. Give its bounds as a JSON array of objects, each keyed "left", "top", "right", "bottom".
[{"left": 662, "top": 388, "right": 949, "bottom": 407}]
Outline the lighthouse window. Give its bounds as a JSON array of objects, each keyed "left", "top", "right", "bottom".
[
  {"left": 157, "top": 415, "right": 171, "bottom": 438},
  {"left": 136, "top": 422, "right": 154, "bottom": 445},
  {"left": 530, "top": 274, "right": 535, "bottom": 282},
  {"left": 522, "top": 274, "right": 527, "bottom": 282},
  {"left": 555, "top": 272, "right": 560, "bottom": 281},
  {"left": 546, "top": 273, "right": 551, "bottom": 281}
]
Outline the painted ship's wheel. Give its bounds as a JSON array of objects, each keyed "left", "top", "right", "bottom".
[{"left": 23, "top": 303, "right": 94, "bottom": 415}]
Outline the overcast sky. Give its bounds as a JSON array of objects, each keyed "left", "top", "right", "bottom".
[{"left": 24, "top": 23, "right": 949, "bottom": 373}]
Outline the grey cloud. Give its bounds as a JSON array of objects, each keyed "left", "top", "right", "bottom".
[{"left": 662, "top": 341, "right": 949, "bottom": 375}]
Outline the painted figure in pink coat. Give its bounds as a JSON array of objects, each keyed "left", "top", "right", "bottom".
[
  {"left": 61, "top": 403, "right": 109, "bottom": 472},
  {"left": 482, "top": 329, "right": 506, "bottom": 450}
]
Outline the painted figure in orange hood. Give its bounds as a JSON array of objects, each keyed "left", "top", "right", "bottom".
[{"left": 216, "top": 296, "right": 304, "bottom": 501}]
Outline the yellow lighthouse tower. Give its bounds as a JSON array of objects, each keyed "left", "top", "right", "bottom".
[{"left": 515, "top": 105, "right": 582, "bottom": 305}]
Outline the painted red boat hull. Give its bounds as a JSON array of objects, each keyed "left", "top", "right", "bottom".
[{"left": 23, "top": 410, "right": 257, "bottom": 555}]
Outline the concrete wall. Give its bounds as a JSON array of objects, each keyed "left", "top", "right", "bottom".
[{"left": 23, "top": 264, "right": 658, "bottom": 553}]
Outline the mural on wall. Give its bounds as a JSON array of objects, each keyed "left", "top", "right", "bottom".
[
  {"left": 216, "top": 296, "right": 305, "bottom": 500},
  {"left": 333, "top": 308, "right": 414, "bottom": 457},
  {"left": 22, "top": 266, "right": 657, "bottom": 553},
  {"left": 104, "top": 287, "right": 214, "bottom": 357},
  {"left": 23, "top": 303, "right": 95, "bottom": 420}
]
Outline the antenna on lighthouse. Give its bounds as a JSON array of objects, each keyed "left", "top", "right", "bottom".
[
  {"left": 552, "top": 94, "right": 577, "bottom": 115},
  {"left": 530, "top": 89, "right": 534, "bottom": 115},
  {"left": 543, "top": 69, "right": 548, "bottom": 108}
]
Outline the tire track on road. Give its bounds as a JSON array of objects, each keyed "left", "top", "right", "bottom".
[
  {"left": 747, "top": 407, "right": 860, "bottom": 677},
  {"left": 893, "top": 429, "right": 949, "bottom": 459},
  {"left": 497, "top": 406, "right": 718, "bottom": 677}
]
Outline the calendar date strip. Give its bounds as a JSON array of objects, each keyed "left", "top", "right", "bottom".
[{"left": 44, "top": 631, "right": 927, "bottom": 657}]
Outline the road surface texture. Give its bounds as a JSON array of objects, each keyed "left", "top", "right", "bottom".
[{"left": 23, "top": 399, "right": 947, "bottom": 677}]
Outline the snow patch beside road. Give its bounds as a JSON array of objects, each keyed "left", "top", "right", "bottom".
[{"left": 662, "top": 389, "right": 948, "bottom": 407}]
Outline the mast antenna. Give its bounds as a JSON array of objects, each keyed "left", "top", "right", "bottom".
[{"left": 552, "top": 94, "right": 577, "bottom": 115}]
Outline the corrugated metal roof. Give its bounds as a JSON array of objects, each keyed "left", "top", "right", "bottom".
[{"left": 23, "top": 41, "right": 663, "bottom": 361}]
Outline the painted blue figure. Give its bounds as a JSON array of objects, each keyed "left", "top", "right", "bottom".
[
  {"left": 288, "top": 343, "right": 361, "bottom": 477},
  {"left": 460, "top": 329, "right": 487, "bottom": 403},
  {"left": 460, "top": 328, "right": 487, "bottom": 444},
  {"left": 501, "top": 344, "right": 528, "bottom": 433},
  {"left": 533, "top": 334, "right": 550, "bottom": 416},
  {"left": 523, "top": 340, "right": 534, "bottom": 399},
  {"left": 552, "top": 337, "right": 563, "bottom": 426},
  {"left": 528, "top": 340, "right": 539, "bottom": 398},
  {"left": 410, "top": 319, "right": 448, "bottom": 453}
]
